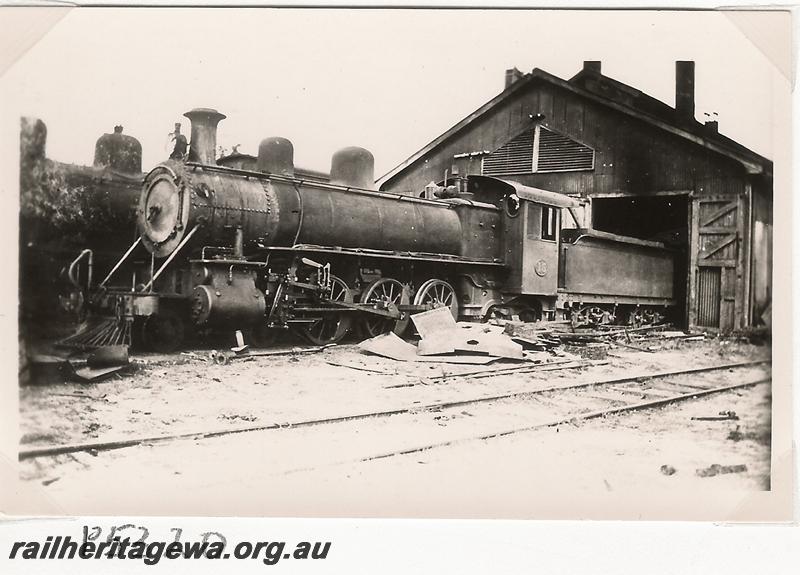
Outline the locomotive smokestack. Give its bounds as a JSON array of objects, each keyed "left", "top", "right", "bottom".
[
  {"left": 257, "top": 137, "right": 294, "bottom": 177},
  {"left": 184, "top": 108, "right": 226, "bottom": 165},
  {"left": 330, "top": 146, "right": 375, "bottom": 189}
]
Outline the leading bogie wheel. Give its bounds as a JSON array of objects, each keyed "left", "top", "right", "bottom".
[
  {"left": 301, "top": 275, "right": 353, "bottom": 345},
  {"left": 141, "top": 309, "right": 185, "bottom": 353},
  {"left": 359, "top": 277, "right": 410, "bottom": 338},
  {"left": 413, "top": 278, "right": 459, "bottom": 321}
]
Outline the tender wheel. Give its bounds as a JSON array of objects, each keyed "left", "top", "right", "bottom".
[
  {"left": 301, "top": 275, "right": 353, "bottom": 345},
  {"left": 359, "top": 278, "right": 410, "bottom": 338},
  {"left": 628, "top": 307, "right": 663, "bottom": 328},
  {"left": 518, "top": 306, "right": 542, "bottom": 323},
  {"left": 572, "top": 305, "right": 613, "bottom": 327},
  {"left": 413, "top": 279, "right": 459, "bottom": 321},
  {"left": 141, "top": 310, "right": 185, "bottom": 353}
]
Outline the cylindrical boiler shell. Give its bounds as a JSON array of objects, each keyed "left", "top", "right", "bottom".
[
  {"left": 140, "top": 163, "right": 463, "bottom": 257},
  {"left": 293, "top": 184, "right": 462, "bottom": 254}
]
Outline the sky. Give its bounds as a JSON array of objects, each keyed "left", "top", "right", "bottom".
[{"left": 0, "top": 8, "right": 790, "bottom": 180}]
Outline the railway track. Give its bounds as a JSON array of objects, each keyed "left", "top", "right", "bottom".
[
  {"left": 264, "top": 359, "right": 770, "bottom": 476},
  {"left": 20, "top": 359, "right": 770, "bottom": 466}
]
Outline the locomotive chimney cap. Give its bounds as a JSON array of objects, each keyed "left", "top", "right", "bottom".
[
  {"left": 183, "top": 108, "right": 227, "bottom": 122},
  {"left": 183, "top": 108, "right": 226, "bottom": 165}
]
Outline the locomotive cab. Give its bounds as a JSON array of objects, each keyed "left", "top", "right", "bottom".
[{"left": 467, "top": 176, "right": 581, "bottom": 297}]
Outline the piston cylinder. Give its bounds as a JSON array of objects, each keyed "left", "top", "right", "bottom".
[{"left": 191, "top": 266, "right": 266, "bottom": 327}]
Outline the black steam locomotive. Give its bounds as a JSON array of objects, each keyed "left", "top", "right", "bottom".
[{"left": 63, "top": 108, "right": 676, "bottom": 352}]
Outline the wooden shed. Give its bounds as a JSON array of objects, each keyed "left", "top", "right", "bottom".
[{"left": 379, "top": 61, "right": 772, "bottom": 332}]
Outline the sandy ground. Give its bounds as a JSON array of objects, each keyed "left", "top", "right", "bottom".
[{"left": 15, "top": 335, "right": 772, "bottom": 518}]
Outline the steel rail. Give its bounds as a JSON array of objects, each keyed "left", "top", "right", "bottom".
[
  {"left": 430, "top": 357, "right": 769, "bottom": 383},
  {"left": 352, "top": 376, "right": 772, "bottom": 466},
  {"left": 18, "top": 359, "right": 770, "bottom": 461}
]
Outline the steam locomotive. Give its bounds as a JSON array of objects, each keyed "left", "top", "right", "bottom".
[{"left": 63, "top": 108, "right": 676, "bottom": 352}]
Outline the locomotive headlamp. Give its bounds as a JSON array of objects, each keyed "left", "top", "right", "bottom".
[{"left": 505, "top": 193, "right": 521, "bottom": 217}]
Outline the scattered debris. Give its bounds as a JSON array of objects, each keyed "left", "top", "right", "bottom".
[
  {"left": 83, "top": 422, "right": 101, "bottom": 434},
  {"left": 412, "top": 307, "right": 462, "bottom": 340},
  {"left": 411, "top": 307, "right": 524, "bottom": 359},
  {"left": 359, "top": 332, "right": 497, "bottom": 365},
  {"left": 324, "top": 360, "right": 392, "bottom": 375},
  {"left": 383, "top": 381, "right": 425, "bottom": 389},
  {"left": 210, "top": 344, "right": 336, "bottom": 365},
  {"left": 696, "top": 463, "right": 747, "bottom": 477},
  {"left": 68, "top": 363, "right": 127, "bottom": 382},
  {"left": 692, "top": 410, "right": 739, "bottom": 421},
  {"left": 563, "top": 342, "right": 608, "bottom": 360},
  {"left": 231, "top": 330, "right": 249, "bottom": 354},
  {"left": 657, "top": 331, "right": 707, "bottom": 341},
  {"left": 501, "top": 319, "right": 704, "bottom": 355},
  {"left": 87, "top": 345, "right": 129, "bottom": 368},
  {"left": 427, "top": 358, "right": 604, "bottom": 383},
  {"left": 219, "top": 413, "right": 258, "bottom": 423},
  {"left": 611, "top": 340, "right": 655, "bottom": 353},
  {"left": 660, "top": 464, "right": 677, "bottom": 476}
]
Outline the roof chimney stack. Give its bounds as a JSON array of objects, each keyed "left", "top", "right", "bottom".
[
  {"left": 675, "top": 61, "right": 695, "bottom": 120},
  {"left": 583, "top": 61, "right": 601, "bottom": 75},
  {"left": 505, "top": 67, "right": 524, "bottom": 89}
]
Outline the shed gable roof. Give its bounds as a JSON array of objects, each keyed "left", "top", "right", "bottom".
[{"left": 378, "top": 67, "right": 772, "bottom": 188}]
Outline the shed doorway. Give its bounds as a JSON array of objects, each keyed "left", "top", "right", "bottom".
[{"left": 590, "top": 194, "right": 690, "bottom": 327}]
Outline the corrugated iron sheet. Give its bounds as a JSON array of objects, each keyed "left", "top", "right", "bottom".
[{"left": 697, "top": 267, "right": 721, "bottom": 327}]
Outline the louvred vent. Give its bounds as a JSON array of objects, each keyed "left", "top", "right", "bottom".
[
  {"left": 481, "top": 126, "right": 594, "bottom": 176},
  {"left": 481, "top": 131, "right": 534, "bottom": 176},
  {"left": 536, "top": 126, "right": 594, "bottom": 172}
]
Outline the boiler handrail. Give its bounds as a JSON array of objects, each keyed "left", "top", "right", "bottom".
[
  {"left": 67, "top": 249, "right": 93, "bottom": 290},
  {"left": 140, "top": 226, "right": 200, "bottom": 292},
  {"left": 99, "top": 236, "right": 142, "bottom": 288}
]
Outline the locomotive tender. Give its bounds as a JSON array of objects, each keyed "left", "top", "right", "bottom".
[{"left": 66, "top": 108, "right": 676, "bottom": 351}]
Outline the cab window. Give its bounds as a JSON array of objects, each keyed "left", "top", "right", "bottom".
[{"left": 541, "top": 206, "right": 558, "bottom": 241}]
